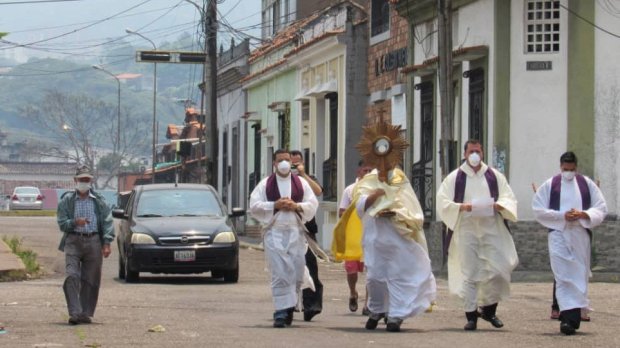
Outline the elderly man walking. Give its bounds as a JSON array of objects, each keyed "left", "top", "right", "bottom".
[{"left": 57, "top": 165, "right": 114, "bottom": 325}]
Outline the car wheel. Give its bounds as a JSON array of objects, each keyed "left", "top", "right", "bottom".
[
  {"left": 118, "top": 254, "right": 126, "bottom": 280},
  {"left": 124, "top": 255, "right": 140, "bottom": 283},
  {"left": 223, "top": 262, "right": 239, "bottom": 283}
]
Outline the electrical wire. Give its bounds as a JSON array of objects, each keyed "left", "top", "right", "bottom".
[
  {"left": 560, "top": 3, "right": 620, "bottom": 39},
  {"left": 0, "top": 0, "right": 79, "bottom": 4},
  {"left": 0, "top": 0, "right": 153, "bottom": 50}
]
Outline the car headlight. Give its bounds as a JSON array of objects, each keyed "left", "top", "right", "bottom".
[
  {"left": 213, "top": 231, "right": 236, "bottom": 244},
  {"left": 131, "top": 233, "right": 156, "bottom": 244}
]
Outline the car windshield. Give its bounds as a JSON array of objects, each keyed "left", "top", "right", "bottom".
[
  {"left": 15, "top": 187, "right": 39, "bottom": 195},
  {"left": 136, "top": 189, "right": 223, "bottom": 218}
]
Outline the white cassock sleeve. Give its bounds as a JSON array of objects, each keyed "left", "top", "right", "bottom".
[
  {"left": 494, "top": 168, "right": 518, "bottom": 222},
  {"left": 248, "top": 178, "right": 275, "bottom": 224},
  {"left": 532, "top": 178, "right": 566, "bottom": 231},
  {"left": 580, "top": 178, "right": 608, "bottom": 229},
  {"left": 436, "top": 170, "right": 460, "bottom": 230}
]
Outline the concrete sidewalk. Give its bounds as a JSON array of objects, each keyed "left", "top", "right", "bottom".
[{"left": 0, "top": 240, "right": 25, "bottom": 274}]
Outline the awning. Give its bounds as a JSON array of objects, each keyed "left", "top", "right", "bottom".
[{"left": 305, "top": 79, "right": 338, "bottom": 98}]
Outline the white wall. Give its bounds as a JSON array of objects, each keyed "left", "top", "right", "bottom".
[
  {"left": 509, "top": 0, "right": 569, "bottom": 220},
  {"left": 218, "top": 87, "right": 246, "bottom": 211},
  {"left": 594, "top": 4, "right": 620, "bottom": 217}
]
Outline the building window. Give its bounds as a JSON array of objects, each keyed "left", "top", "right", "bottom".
[
  {"left": 370, "top": 0, "right": 390, "bottom": 44},
  {"left": 262, "top": 0, "right": 292, "bottom": 39},
  {"left": 524, "top": 0, "right": 560, "bottom": 53}
]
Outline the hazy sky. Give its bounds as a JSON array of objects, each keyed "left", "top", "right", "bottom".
[{"left": 0, "top": 0, "right": 262, "bottom": 63}]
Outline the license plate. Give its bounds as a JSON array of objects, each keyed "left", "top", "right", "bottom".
[{"left": 174, "top": 250, "right": 195, "bottom": 262}]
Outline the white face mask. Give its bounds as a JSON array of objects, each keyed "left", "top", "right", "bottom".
[
  {"left": 562, "top": 171, "right": 576, "bottom": 181},
  {"left": 276, "top": 160, "right": 291, "bottom": 175},
  {"left": 468, "top": 152, "right": 481, "bottom": 167},
  {"left": 76, "top": 182, "right": 91, "bottom": 193}
]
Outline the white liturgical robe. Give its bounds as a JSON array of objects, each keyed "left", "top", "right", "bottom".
[
  {"left": 436, "top": 162, "right": 518, "bottom": 311},
  {"left": 249, "top": 173, "right": 319, "bottom": 311},
  {"left": 355, "top": 169, "right": 436, "bottom": 319},
  {"left": 532, "top": 174, "right": 607, "bottom": 312}
]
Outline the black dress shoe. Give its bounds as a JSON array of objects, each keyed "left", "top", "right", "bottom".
[
  {"left": 481, "top": 314, "right": 504, "bottom": 328},
  {"left": 77, "top": 315, "right": 92, "bottom": 324},
  {"left": 464, "top": 320, "right": 477, "bottom": 330},
  {"left": 68, "top": 317, "right": 79, "bottom": 325},
  {"left": 560, "top": 322, "right": 575, "bottom": 335},
  {"left": 386, "top": 318, "right": 403, "bottom": 332},
  {"left": 285, "top": 308, "right": 294, "bottom": 325},
  {"left": 303, "top": 310, "right": 320, "bottom": 322},
  {"left": 365, "top": 313, "right": 385, "bottom": 330},
  {"left": 273, "top": 318, "right": 286, "bottom": 328},
  {"left": 464, "top": 311, "right": 478, "bottom": 331}
]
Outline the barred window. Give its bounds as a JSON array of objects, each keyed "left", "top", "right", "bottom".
[{"left": 524, "top": 0, "right": 560, "bottom": 53}]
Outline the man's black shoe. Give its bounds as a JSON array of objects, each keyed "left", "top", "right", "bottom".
[
  {"left": 464, "top": 320, "right": 477, "bottom": 331},
  {"left": 365, "top": 313, "right": 385, "bottom": 330},
  {"left": 303, "top": 310, "right": 320, "bottom": 322},
  {"left": 560, "top": 322, "right": 576, "bottom": 335},
  {"left": 273, "top": 318, "right": 286, "bottom": 328},
  {"left": 285, "top": 308, "right": 294, "bottom": 326},
  {"left": 386, "top": 318, "right": 403, "bottom": 332},
  {"left": 481, "top": 314, "right": 504, "bottom": 328},
  {"left": 464, "top": 311, "right": 478, "bottom": 331},
  {"left": 77, "top": 315, "right": 92, "bottom": 324},
  {"left": 68, "top": 317, "right": 79, "bottom": 325}
]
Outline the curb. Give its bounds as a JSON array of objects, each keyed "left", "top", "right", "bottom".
[
  {"left": 0, "top": 239, "right": 26, "bottom": 274},
  {"left": 239, "top": 240, "right": 263, "bottom": 251}
]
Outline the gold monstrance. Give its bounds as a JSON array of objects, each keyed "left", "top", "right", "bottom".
[{"left": 355, "top": 121, "right": 409, "bottom": 182}]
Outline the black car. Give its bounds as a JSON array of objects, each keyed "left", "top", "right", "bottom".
[{"left": 112, "top": 183, "right": 245, "bottom": 283}]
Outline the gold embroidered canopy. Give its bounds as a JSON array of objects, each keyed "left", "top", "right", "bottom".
[{"left": 355, "top": 121, "right": 409, "bottom": 182}]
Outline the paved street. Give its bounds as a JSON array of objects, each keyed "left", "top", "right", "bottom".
[{"left": 0, "top": 216, "right": 619, "bottom": 348}]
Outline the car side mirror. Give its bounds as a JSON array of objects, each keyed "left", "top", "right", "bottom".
[
  {"left": 112, "top": 209, "right": 128, "bottom": 219},
  {"left": 229, "top": 207, "right": 245, "bottom": 218}
]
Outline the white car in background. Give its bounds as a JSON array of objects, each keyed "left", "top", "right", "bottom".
[{"left": 9, "top": 186, "right": 44, "bottom": 210}]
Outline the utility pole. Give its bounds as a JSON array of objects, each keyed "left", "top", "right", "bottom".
[
  {"left": 437, "top": 0, "right": 455, "bottom": 178},
  {"left": 205, "top": 0, "right": 218, "bottom": 187}
]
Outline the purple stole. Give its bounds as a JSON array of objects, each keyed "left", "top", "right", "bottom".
[
  {"left": 443, "top": 167, "right": 505, "bottom": 257},
  {"left": 548, "top": 174, "right": 592, "bottom": 237},
  {"left": 265, "top": 173, "right": 304, "bottom": 213}
]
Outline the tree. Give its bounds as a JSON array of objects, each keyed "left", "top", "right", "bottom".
[{"left": 21, "top": 90, "right": 149, "bottom": 189}]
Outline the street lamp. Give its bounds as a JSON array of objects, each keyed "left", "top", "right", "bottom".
[
  {"left": 92, "top": 65, "right": 121, "bottom": 154},
  {"left": 126, "top": 28, "right": 158, "bottom": 184}
]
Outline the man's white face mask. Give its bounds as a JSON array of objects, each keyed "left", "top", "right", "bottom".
[
  {"left": 277, "top": 160, "right": 291, "bottom": 175},
  {"left": 76, "top": 182, "right": 91, "bottom": 193},
  {"left": 468, "top": 152, "right": 481, "bottom": 167},
  {"left": 562, "top": 171, "right": 576, "bottom": 181}
]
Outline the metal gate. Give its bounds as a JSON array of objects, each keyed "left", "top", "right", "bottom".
[{"left": 412, "top": 81, "right": 434, "bottom": 220}]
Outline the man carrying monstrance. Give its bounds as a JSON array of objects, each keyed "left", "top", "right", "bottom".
[{"left": 334, "top": 121, "right": 437, "bottom": 332}]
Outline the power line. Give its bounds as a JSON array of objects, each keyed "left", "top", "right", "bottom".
[
  {"left": 0, "top": 0, "right": 153, "bottom": 50},
  {"left": 560, "top": 3, "right": 620, "bottom": 39},
  {"left": 0, "top": 0, "right": 79, "bottom": 4}
]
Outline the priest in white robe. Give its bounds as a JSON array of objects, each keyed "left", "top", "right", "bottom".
[
  {"left": 355, "top": 167, "right": 436, "bottom": 332},
  {"left": 249, "top": 149, "right": 319, "bottom": 328},
  {"left": 436, "top": 139, "right": 519, "bottom": 331},
  {"left": 532, "top": 151, "right": 607, "bottom": 335}
]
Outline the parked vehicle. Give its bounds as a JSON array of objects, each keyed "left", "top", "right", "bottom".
[
  {"left": 9, "top": 186, "right": 44, "bottom": 210},
  {"left": 112, "top": 183, "right": 245, "bottom": 283}
]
